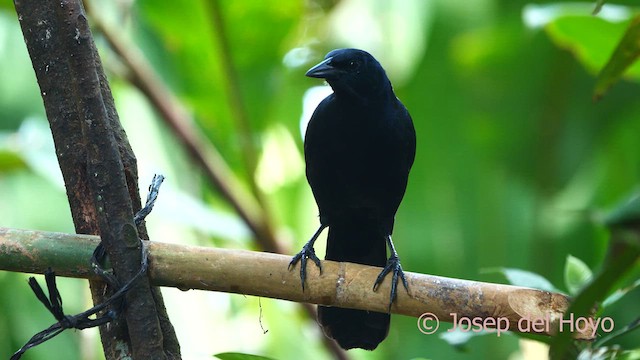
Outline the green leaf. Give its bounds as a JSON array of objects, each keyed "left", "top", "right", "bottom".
[
  {"left": 602, "top": 278, "right": 640, "bottom": 308},
  {"left": 489, "top": 268, "right": 559, "bottom": 292},
  {"left": 618, "top": 349, "right": 640, "bottom": 360},
  {"left": 594, "top": 15, "right": 640, "bottom": 100},
  {"left": 604, "top": 192, "right": 640, "bottom": 227},
  {"left": 0, "top": 149, "right": 26, "bottom": 171},
  {"left": 596, "top": 317, "right": 640, "bottom": 347},
  {"left": 439, "top": 328, "right": 492, "bottom": 351},
  {"left": 0, "top": 0, "right": 14, "bottom": 11},
  {"left": 214, "top": 352, "right": 277, "bottom": 360},
  {"left": 564, "top": 255, "right": 593, "bottom": 295},
  {"left": 577, "top": 346, "right": 640, "bottom": 360},
  {"left": 550, "top": 229, "right": 640, "bottom": 359},
  {"left": 545, "top": 16, "right": 640, "bottom": 79}
]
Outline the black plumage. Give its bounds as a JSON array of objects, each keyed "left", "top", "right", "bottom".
[{"left": 289, "top": 48, "right": 416, "bottom": 350}]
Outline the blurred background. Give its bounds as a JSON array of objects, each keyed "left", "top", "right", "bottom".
[{"left": 1, "top": 0, "right": 639, "bottom": 359}]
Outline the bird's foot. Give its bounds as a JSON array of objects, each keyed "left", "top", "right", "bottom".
[
  {"left": 373, "top": 254, "right": 409, "bottom": 312},
  {"left": 289, "top": 242, "right": 322, "bottom": 290}
]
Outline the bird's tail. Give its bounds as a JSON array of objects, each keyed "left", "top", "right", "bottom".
[{"left": 317, "top": 216, "right": 389, "bottom": 350}]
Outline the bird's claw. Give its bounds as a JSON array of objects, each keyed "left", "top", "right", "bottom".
[
  {"left": 373, "top": 255, "right": 409, "bottom": 312},
  {"left": 289, "top": 242, "right": 322, "bottom": 290}
]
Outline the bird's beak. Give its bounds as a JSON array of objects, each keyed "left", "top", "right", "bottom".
[{"left": 306, "top": 57, "right": 335, "bottom": 79}]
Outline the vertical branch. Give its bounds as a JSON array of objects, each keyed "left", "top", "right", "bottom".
[
  {"left": 13, "top": 0, "right": 180, "bottom": 358},
  {"left": 85, "top": 4, "right": 283, "bottom": 254},
  {"left": 90, "top": 10, "right": 181, "bottom": 357},
  {"left": 207, "top": 0, "right": 261, "bottom": 199}
]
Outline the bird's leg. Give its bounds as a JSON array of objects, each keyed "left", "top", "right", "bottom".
[
  {"left": 289, "top": 224, "right": 327, "bottom": 290},
  {"left": 373, "top": 235, "right": 409, "bottom": 312}
]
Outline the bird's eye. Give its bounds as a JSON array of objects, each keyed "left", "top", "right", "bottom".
[{"left": 348, "top": 60, "right": 359, "bottom": 69}]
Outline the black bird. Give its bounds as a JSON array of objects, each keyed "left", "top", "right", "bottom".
[{"left": 289, "top": 48, "right": 416, "bottom": 350}]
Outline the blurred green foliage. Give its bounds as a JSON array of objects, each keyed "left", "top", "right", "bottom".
[{"left": 1, "top": 0, "right": 640, "bottom": 359}]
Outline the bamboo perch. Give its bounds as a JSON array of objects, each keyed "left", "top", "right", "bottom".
[{"left": 0, "top": 227, "right": 593, "bottom": 339}]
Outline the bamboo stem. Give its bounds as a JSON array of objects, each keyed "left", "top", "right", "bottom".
[{"left": 0, "top": 227, "right": 593, "bottom": 339}]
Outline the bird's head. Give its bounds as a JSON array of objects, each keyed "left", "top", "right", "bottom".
[{"left": 306, "top": 48, "right": 391, "bottom": 100}]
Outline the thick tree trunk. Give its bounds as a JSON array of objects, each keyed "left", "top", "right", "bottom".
[{"left": 13, "top": 0, "right": 180, "bottom": 358}]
